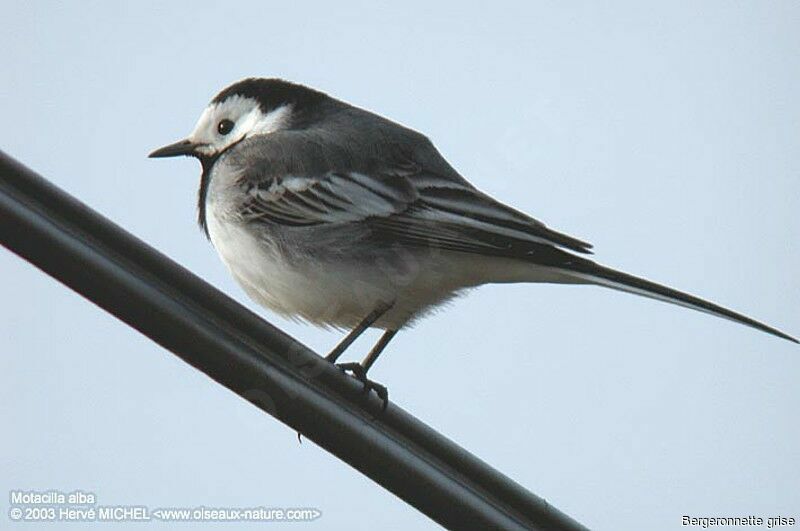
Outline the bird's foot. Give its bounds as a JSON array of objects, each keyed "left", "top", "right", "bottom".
[{"left": 336, "top": 362, "right": 389, "bottom": 411}]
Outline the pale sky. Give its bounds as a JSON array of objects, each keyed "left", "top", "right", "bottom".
[{"left": 2, "top": 2, "right": 798, "bottom": 530}]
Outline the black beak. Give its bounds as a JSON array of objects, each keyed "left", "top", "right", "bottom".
[{"left": 148, "top": 139, "right": 198, "bottom": 158}]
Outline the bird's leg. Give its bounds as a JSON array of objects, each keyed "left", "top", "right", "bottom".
[
  {"left": 325, "top": 302, "right": 392, "bottom": 363},
  {"left": 362, "top": 329, "right": 398, "bottom": 373},
  {"left": 337, "top": 329, "right": 398, "bottom": 410}
]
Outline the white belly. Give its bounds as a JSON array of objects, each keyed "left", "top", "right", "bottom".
[{"left": 206, "top": 211, "right": 450, "bottom": 329}]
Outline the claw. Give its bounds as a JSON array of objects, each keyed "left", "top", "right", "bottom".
[{"left": 336, "top": 362, "right": 389, "bottom": 411}]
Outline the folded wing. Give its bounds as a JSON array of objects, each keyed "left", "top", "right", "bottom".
[{"left": 239, "top": 164, "right": 593, "bottom": 259}]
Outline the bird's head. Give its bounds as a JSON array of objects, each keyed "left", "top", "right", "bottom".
[{"left": 149, "top": 78, "right": 329, "bottom": 161}]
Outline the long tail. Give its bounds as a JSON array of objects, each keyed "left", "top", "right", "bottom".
[{"left": 559, "top": 258, "right": 798, "bottom": 343}]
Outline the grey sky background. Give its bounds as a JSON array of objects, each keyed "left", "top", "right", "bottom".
[{"left": 2, "top": 2, "right": 798, "bottom": 530}]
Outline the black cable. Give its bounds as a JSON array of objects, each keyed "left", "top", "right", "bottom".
[{"left": 0, "top": 150, "right": 588, "bottom": 531}]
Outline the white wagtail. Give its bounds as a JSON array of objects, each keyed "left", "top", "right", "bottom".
[{"left": 150, "top": 78, "right": 796, "bottom": 402}]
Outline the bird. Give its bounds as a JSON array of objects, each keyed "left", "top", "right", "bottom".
[{"left": 150, "top": 77, "right": 797, "bottom": 404}]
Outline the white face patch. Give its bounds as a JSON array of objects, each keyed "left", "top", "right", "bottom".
[{"left": 187, "top": 95, "right": 292, "bottom": 156}]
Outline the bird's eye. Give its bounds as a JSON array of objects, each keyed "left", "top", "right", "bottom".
[{"left": 217, "top": 119, "right": 234, "bottom": 135}]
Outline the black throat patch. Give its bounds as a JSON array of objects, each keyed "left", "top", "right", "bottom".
[{"left": 197, "top": 155, "right": 219, "bottom": 238}]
